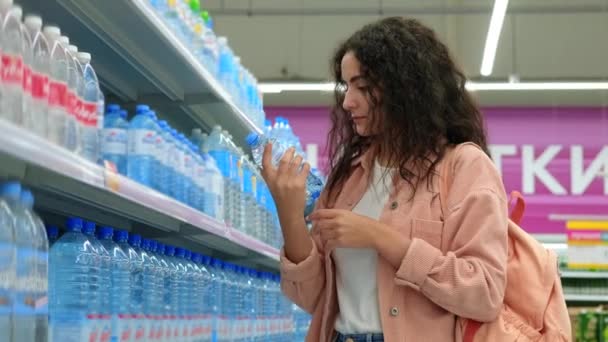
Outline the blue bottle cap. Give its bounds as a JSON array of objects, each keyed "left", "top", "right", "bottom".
[
  {"left": 149, "top": 240, "right": 157, "bottom": 252},
  {"left": 128, "top": 233, "right": 141, "bottom": 247},
  {"left": 107, "top": 104, "right": 120, "bottom": 113},
  {"left": 113, "top": 230, "right": 129, "bottom": 243},
  {"left": 191, "top": 253, "right": 201, "bottom": 263},
  {"left": 0, "top": 181, "right": 21, "bottom": 199},
  {"left": 184, "top": 250, "right": 192, "bottom": 259},
  {"left": 66, "top": 217, "right": 83, "bottom": 232},
  {"left": 156, "top": 242, "right": 165, "bottom": 254},
  {"left": 141, "top": 238, "right": 152, "bottom": 250},
  {"left": 83, "top": 221, "right": 96, "bottom": 235},
  {"left": 20, "top": 189, "right": 34, "bottom": 207},
  {"left": 135, "top": 104, "right": 149, "bottom": 114},
  {"left": 175, "top": 247, "right": 186, "bottom": 258},
  {"left": 46, "top": 225, "right": 59, "bottom": 238},
  {"left": 97, "top": 226, "right": 114, "bottom": 240},
  {"left": 165, "top": 245, "right": 175, "bottom": 256},
  {"left": 245, "top": 132, "right": 259, "bottom": 146},
  {"left": 119, "top": 110, "right": 128, "bottom": 119}
]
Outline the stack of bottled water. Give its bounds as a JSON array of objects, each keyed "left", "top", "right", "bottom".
[
  {"left": 0, "top": 1, "right": 104, "bottom": 164},
  {"left": 0, "top": 181, "right": 49, "bottom": 341},
  {"left": 47, "top": 218, "right": 311, "bottom": 342},
  {"left": 147, "top": 0, "right": 266, "bottom": 128}
]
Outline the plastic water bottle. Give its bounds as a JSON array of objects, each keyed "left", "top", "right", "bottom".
[
  {"left": 46, "top": 225, "right": 59, "bottom": 246},
  {"left": 17, "top": 7, "right": 33, "bottom": 130},
  {"left": 77, "top": 51, "right": 101, "bottom": 163},
  {"left": 174, "top": 248, "right": 189, "bottom": 341},
  {"left": 97, "top": 227, "right": 132, "bottom": 342},
  {"left": 127, "top": 105, "right": 156, "bottom": 186},
  {"left": 49, "top": 217, "right": 97, "bottom": 342},
  {"left": 244, "top": 269, "right": 257, "bottom": 342},
  {"left": 149, "top": 241, "right": 166, "bottom": 341},
  {"left": 83, "top": 222, "right": 111, "bottom": 342},
  {"left": 201, "top": 151, "right": 224, "bottom": 221},
  {"left": 211, "top": 258, "right": 230, "bottom": 342},
  {"left": 0, "top": 5, "right": 24, "bottom": 125},
  {"left": 126, "top": 234, "right": 145, "bottom": 342},
  {"left": 24, "top": 15, "right": 49, "bottom": 138},
  {"left": 152, "top": 118, "right": 167, "bottom": 194},
  {"left": 20, "top": 189, "right": 49, "bottom": 342},
  {"left": 0, "top": 182, "right": 35, "bottom": 342},
  {"left": 0, "top": 182, "right": 16, "bottom": 340},
  {"left": 42, "top": 26, "right": 68, "bottom": 146},
  {"left": 156, "top": 120, "right": 173, "bottom": 196},
  {"left": 205, "top": 257, "right": 222, "bottom": 342},
  {"left": 69, "top": 44, "right": 86, "bottom": 152},
  {"left": 101, "top": 104, "right": 128, "bottom": 174},
  {"left": 206, "top": 126, "right": 232, "bottom": 226},
  {"left": 60, "top": 36, "right": 80, "bottom": 153},
  {"left": 162, "top": 245, "right": 178, "bottom": 341},
  {"left": 226, "top": 133, "right": 243, "bottom": 232},
  {"left": 246, "top": 133, "right": 323, "bottom": 216},
  {"left": 140, "top": 238, "right": 160, "bottom": 341},
  {"left": 193, "top": 253, "right": 212, "bottom": 342}
]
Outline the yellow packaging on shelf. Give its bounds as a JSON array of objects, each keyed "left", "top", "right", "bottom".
[{"left": 568, "top": 221, "right": 608, "bottom": 271}]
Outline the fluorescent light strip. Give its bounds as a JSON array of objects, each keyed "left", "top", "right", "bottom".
[
  {"left": 259, "top": 81, "right": 608, "bottom": 93},
  {"left": 480, "top": 0, "right": 509, "bottom": 76}
]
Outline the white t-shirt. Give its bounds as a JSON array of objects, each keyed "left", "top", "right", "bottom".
[{"left": 333, "top": 160, "right": 393, "bottom": 334}]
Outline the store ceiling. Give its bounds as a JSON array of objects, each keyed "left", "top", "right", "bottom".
[{"left": 208, "top": 0, "right": 608, "bottom": 107}]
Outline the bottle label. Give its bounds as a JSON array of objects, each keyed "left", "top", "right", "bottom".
[
  {"left": 48, "top": 80, "right": 67, "bottom": 108},
  {"left": 23, "top": 64, "right": 32, "bottom": 95},
  {"left": 128, "top": 129, "right": 156, "bottom": 156},
  {"left": 86, "top": 314, "right": 101, "bottom": 342},
  {"left": 102, "top": 128, "right": 128, "bottom": 155},
  {"left": 83, "top": 102, "right": 98, "bottom": 127},
  {"left": 31, "top": 72, "right": 49, "bottom": 100},
  {"left": 116, "top": 314, "right": 132, "bottom": 341},
  {"left": 154, "top": 135, "right": 166, "bottom": 164},
  {"left": 13, "top": 247, "right": 36, "bottom": 316},
  {"left": 75, "top": 98, "right": 85, "bottom": 125},
  {"left": 2, "top": 54, "right": 23, "bottom": 85}
]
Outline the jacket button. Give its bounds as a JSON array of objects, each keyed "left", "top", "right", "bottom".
[
  {"left": 390, "top": 201, "right": 398, "bottom": 210},
  {"left": 390, "top": 306, "right": 399, "bottom": 316}
]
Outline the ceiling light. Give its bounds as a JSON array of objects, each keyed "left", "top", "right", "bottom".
[{"left": 480, "top": 0, "right": 509, "bottom": 76}]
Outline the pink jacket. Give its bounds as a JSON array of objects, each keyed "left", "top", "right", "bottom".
[{"left": 280, "top": 144, "right": 510, "bottom": 342}]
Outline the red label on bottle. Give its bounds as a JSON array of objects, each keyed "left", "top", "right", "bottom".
[
  {"left": 1, "top": 54, "right": 23, "bottom": 84},
  {"left": 83, "top": 102, "right": 97, "bottom": 126},
  {"left": 67, "top": 90, "right": 78, "bottom": 118},
  {"left": 23, "top": 65, "right": 32, "bottom": 94},
  {"left": 48, "top": 81, "right": 67, "bottom": 107},
  {"left": 31, "top": 72, "right": 49, "bottom": 99}
]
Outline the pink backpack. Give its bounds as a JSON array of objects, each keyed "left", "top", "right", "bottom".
[{"left": 440, "top": 143, "right": 572, "bottom": 342}]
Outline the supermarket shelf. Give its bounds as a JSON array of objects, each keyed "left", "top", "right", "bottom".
[
  {"left": 0, "top": 120, "right": 278, "bottom": 270},
  {"left": 561, "top": 271, "right": 608, "bottom": 279},
  {"left": 564, "top": 294, "right": 608, "bottom": 302},
  {"left": 20, "top": 0, "right": 261, "bottom": 145}
]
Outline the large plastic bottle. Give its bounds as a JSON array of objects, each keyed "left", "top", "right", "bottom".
[
  {"left": 152, "top": 118, "right": 167, "bottom": 194},
  {"left": 174, "top": 248, "right": 189, "bottom": 341},
  {"left": 126, "top": 234, "right": 145, "bottom": 342},
  {"left": 205, "top": 126, "right": 232, "bottom": 225},
  {"left": 127, "top": 105, "right": 156, "bottom": 187},
  {"left": 140, "top": 238, "right": 160, "bottom": 341},
  {"left": 0, "top": 4, "right": 24, "bottom": 125},
  {"left": 162, "top": 245, "right": 179, "bottom": 342},
  {"left": 42, "top": 26, "right": 68, "bottom": 147},
  {"left": 152, "top": 242, "right": 170, "bottom": 342},
  {"left": 0, "top": 182, "right": 35, "bottom": 342},
  {"left": 20, "top": 189, "right": 49, "bottom": 342},
  {"left": 201, "top": 150, "right": 224, "bottom": 221},
  {"left": 58, "top": 35, "right": 80, "bottom": 153},
  {"left": 0, "top": 182, "right": 16, "bottom": 340},
  {"left": 205, "top": 257, "right": 223, "bottom": 342},
  {"left": 23, "top": 15, "right": 49, "bottom": 138},
  {"left": 246, "top": 132, "right": 323, "bottom": 217},
  {"left": 149, "top": 241, "right": 165, "bottom": 340},
  {"left": 83, "top": 221, "right": 111, "bottom": 342},
  {"left": 101, "top": 104, "right": 128, "bottom": 174},
  {"left": 49, "top": 217, "right": 98, "bottom": 342},
  {"left": 77, "top": 51, "right": 101, "bottom": 163},
  {"left": 192, "top": 253, "right": 212, "bottom": 341},
  {"left": 97, "top": 227, "right": 131, "bottom": 342},
  {"left": 68, "top": 44, "right": 85, "bottom": 153}
]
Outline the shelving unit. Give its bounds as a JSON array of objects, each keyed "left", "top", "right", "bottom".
[{"left": 0, "top": 118, "right": 278, "bottom": 270}]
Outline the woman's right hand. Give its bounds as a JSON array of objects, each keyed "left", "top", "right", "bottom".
[{"left": 260, "top": 143, "right": 311, "bottom": 222}]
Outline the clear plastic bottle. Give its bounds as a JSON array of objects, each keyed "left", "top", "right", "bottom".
[
  {"left": 23, "top": 14, "right": 48, "bottom": 137},
  {"left": 77, "top": 51, "right": 101, "bottom": 163},
  {"left": 48, "top": 217, "right": 98, "bottom": 342},
  {"left": 68, "top": 44, "right": 85, "bottom": 155},
  {"left": 84, "top": 222, "right": 111, "bottom": 342},
  {"left": 97, "top": 227, "right": 132, "bottom": 342},
  {"left": 0, "top": 4, "right": 24, "bottom": 125},
  {"left": 127, "top": 105, "right": 156, "bottom": 187},
  {"left": 0, "top": 182, "right": 16, "bottom": 340},
  {"left": 101, "top": 104, "right": 128, "bottom": 174},
  {"left": 140, "top": 238, "right": 160, "bottom": 341},
  {"left": 174, "top": 248, "right": 189, "bottom": 341},
  {"left": 43, "top": 26, "right": 68, "bottom": 147},
  {"left": 163, "top": 245, "right": 179, "bottom": 341},
  {"left": 126, "top": 234, "right": 146, "bottom": 342},
  {"left": 57, "top": 35, "right": 80, "bottom": 153}
]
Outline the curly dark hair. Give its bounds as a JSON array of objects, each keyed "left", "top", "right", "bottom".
[{"left": 325, "top": 16, "right": 490, "bottom": 203}]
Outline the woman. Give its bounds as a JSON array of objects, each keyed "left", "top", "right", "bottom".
[{"left": 261, "top": 17, "right": 509, "bottom": 342}]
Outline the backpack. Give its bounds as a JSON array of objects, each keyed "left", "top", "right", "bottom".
[{"left": 439, "top": 143, "right": 572, "bottom": 342}]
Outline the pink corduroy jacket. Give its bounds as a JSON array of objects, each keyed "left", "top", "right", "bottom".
[{"left": 280, "top": 144, "right": 510, "bottom": 342}]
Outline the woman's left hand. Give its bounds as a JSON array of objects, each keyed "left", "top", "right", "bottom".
[{"left": 309, "top": 209, "right": 382, "bottom": 252}]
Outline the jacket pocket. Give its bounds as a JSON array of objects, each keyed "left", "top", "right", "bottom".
[{"left": 411, "top": 218, "right": 444, "bottom": 250}]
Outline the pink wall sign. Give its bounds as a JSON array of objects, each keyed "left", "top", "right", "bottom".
[{"left": 266, "top": 106, "right": 608, "bottom": 235}]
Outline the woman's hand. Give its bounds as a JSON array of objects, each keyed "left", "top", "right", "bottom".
[
  {"left": 260, "top": 143, "right": 311, "bottom": 224},
  {"left": 310, "top": 208, "right": 411, "bottom": 268},
  {"left": 309, "top": 209, "right": 381, "bottom": 251}
]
